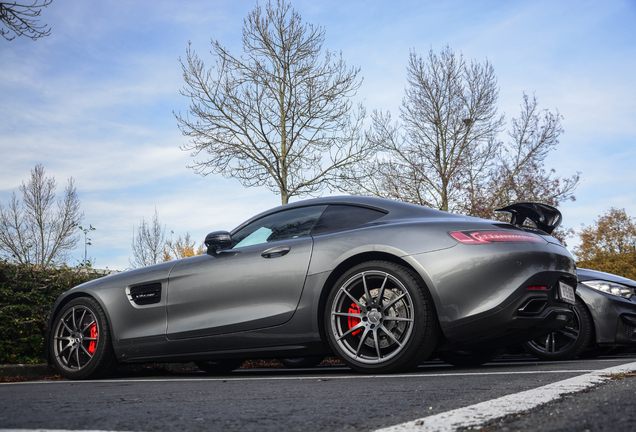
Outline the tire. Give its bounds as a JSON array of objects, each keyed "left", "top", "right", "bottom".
[
  {"left": 49, "top": 297, "right": 118, "bottom": 380},
  {"left": 324, "top": 261, "right": 438, "bottom": 374},
  {"left": 523, "top": 296, "right": 593, "bottom": 361},
  {"left": 194, "top": 359, "right": 244, "bottom": 374},
  {"left": 279, "top": 357, "right": 325, "bottom": 368},
  {"left": 437, "top": 348, "right": 504, "bottom": 367}
]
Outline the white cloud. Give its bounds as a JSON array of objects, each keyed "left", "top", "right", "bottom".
[{"left": 1, "top": 0, "right": 635, "bottom": 269}]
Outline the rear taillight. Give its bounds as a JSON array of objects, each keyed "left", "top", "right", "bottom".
[{"left": 449, "top": 230, "right": 545, "bottom": 244}]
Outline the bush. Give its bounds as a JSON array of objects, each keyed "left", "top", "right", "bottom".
[{"left": 0, "top": 261, "right": 109, "bottom": 364}]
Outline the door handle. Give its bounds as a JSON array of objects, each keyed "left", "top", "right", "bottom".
[{"left": 261, "top": 246, "right": 291, "bottom": 258}]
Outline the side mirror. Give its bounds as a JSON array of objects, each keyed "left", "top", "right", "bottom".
[{"left": 205, "top": 231, "right": 232, "bottom": 255}]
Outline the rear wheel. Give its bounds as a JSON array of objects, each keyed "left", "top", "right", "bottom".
[
  {"left": 50, "top": 297, "right": 118, "bottom": 380},
  {"left": 194, "top": 360, "right": 244, "bottom": 374},
  {"left": 324, "top": 261, "right": 438, "bottom": 374},
  {"left": 523, "top": 296, "right": 592, "bottom": 361}
]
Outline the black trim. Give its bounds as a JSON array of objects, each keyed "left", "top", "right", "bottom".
[
  {"left": 495, "top": 202, "right": 562, "bottom": 234},
  {"left": 129, "top": 283, "right": 161, "bottom": 305}
]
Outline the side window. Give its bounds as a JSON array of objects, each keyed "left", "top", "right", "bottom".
[
  {"left": 232, "top": 205, "right": 328, "bottom": 249},
  {"left": 311, "top": 205, "right": 387, "bottom": 235}
]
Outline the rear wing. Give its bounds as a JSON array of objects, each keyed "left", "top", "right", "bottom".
[{"left": 495, "top": 202, "right": 562, "bottom": 235}]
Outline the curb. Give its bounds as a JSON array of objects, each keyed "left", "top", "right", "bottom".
[
  {"left": 0, "top": 362, "right": 200, "bottom": 380},
  {"left": 0, "top": 363, "right": 57, "bottom": 379},
  {"left": 0, "top": 359, "right": 336, "bottom": 380}
]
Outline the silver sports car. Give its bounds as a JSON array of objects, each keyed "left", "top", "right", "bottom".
[{"left": 46, "top": 196, "right": 577, "bottom": 379}]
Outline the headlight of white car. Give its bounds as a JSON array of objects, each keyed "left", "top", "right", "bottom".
[{"left": 581, "top": 280, "right": 634, "bottom": 299}]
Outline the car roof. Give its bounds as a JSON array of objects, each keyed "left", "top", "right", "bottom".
[
  {"left": 236, "top": 195, "right": 468, "bottom": 230},
  {"left": 276, "top": 195, "right": 462, "bottom": 216}
]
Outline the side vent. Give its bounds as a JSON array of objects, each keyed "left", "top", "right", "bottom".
[{"left": 129, "top": 283, "right": 162, "bottom": 305}]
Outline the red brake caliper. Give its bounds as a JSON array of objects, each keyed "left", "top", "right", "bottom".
[
  {"left": 88, "top": 323, "right": 98, "bottom": 354},
  {"left": 348, "top": 303, "right": 361, "bottom": 336}
]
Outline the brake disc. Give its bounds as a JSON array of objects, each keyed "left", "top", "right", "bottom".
[{"left": 357, "top": 288, "right": 408, "bottom": 349}]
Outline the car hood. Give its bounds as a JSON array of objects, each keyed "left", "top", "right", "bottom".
[
  {"left": 577, "top": 268, "right": 636, "bottom": 287},
  {"left": 69, "top": 260, "right": 180, "bottom": 292}
]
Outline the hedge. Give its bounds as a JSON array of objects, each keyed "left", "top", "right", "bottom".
[{"left": 0, "top": 261, "right": 109, "bottom": 364}]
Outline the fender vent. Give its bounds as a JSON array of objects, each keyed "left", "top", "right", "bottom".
[{"left": 129, "top": 283, "right": 161, "bottom": 305}]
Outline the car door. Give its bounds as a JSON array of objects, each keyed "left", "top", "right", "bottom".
[{"left": 165, "top": 205, "right": 327, "bottom": 340}]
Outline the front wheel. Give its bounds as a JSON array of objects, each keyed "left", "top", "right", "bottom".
[
  {"left": 324, "top": 261, "right": 438, "bottom": 374},
  {"left": 49, "top": 297, "right": 118, "bottom": 380},
  {"left": 523, "top": 296, "right": 592, "bottom": 361}
]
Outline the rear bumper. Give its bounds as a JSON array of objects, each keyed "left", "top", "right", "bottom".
[{"left": 440, "top": 274, "right": 577, "bottom": 349}]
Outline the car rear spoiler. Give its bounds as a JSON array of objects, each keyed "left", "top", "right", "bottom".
[{"left": 495, "top": 202, "right": 562, "bottom": 235}]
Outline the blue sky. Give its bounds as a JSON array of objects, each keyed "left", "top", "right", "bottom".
[{"left": 1, "top": 0, "right": 635, "bottom": 270}]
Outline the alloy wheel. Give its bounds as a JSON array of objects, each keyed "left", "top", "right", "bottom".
[
  {"left": 52, "top": 305, "right": 99, "bottom": 372},
  {"left": 329, "top": 269, "right": 415, "bottom": 364}
]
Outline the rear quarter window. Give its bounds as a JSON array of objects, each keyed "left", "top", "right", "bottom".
[{"left": 311, "top": 205, "right": 387, "bottom": 235}]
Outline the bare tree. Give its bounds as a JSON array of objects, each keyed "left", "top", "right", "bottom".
[
  {"left": 130, "top": 209, "right": 166, "bottom": 268},
  {"left": 350, "top": 46, "right": 579, "bottom": 217},
  {"left": 175, "top": 0, "right": 376, "bottom": 204},
  {"left": 0, "top": 164, "right": 83, "bottom": 267},
  {"left": 351, "top": 47, "right": 504, "bottom": 212},
  {"left": 463, "top": 93, "right": 580, "bottom": 219},
  {"left": 0, "top": 0, "right": 52, "bottom": 41}
]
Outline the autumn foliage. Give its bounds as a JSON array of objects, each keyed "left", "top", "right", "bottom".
[
  {"left": 162, "top": 233, "right": 206, "bottom": 261},
  {"left": 574, "top": 208, "right": 636, "bottom": 279}
]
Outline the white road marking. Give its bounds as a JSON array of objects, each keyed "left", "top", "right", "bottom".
[
  {"left": 374, "top": 360, "right": 636, "bottom": 432},
  {"left": 1, "top": 369, "right": 598, "bottom": 385}
]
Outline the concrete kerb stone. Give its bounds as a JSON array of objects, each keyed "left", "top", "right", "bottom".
[
  {"left": 0, "top": 362, "right": 201, "bottom": 380},
  {"left": 0, "top": 363, "right": 57, "bottom": 379}
]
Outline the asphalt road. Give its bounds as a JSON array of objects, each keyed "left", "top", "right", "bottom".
[
  {"left": 1, "top": 354, "right": 635, "bottom": 432},
  {"left": 483, "top": 376, "right": 636, "bottom": 431}
]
